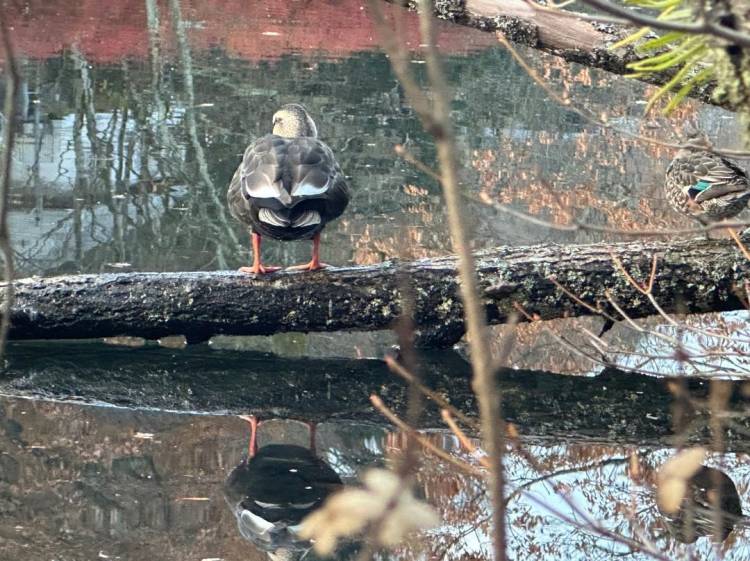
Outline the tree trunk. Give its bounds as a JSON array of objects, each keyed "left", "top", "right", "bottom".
[{"left": 3, "top": 236, "right": 748, "bottom": 346}]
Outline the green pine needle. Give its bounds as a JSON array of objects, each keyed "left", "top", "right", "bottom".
[{"left": 609, "top": 0, "right": 716, "bottom": 113}]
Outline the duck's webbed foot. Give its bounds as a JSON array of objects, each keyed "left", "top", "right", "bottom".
[
  {"left": 239, "top": 263, "right": 281, "bottom": 275},
  {"left": 287, "top": 233, "right": 328, "bottom": 272},
  {"left": 239, "top": 233, "right": 281, "bottom": 275},
  {"left": 287, "top": 260, "right": 328, "bottom": 272}
]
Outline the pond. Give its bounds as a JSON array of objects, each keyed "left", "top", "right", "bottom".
[{"left": 2, "top": 0, "right": 750, "bottom": 559}]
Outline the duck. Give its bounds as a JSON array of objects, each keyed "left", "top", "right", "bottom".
[
  {"left": 659, "top": 465, "right": 744, "bottom": 543},
  {"left": 665, "top": 130, "right": 750, "bottom": 229},
  {"left": 224, "top": 416, "right": 343, "bottom": 556},
  {"left": 227, "top": 103, "right": 350, "bottom": 274}
]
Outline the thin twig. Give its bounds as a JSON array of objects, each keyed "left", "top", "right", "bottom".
[
  {"left": 385, "top": 354, "right": 479, "bottom": 430},
  {"left": 495, "top": 32, "right": 750, "bottom": 159},
  {"left": 416, "top": 4, "right": 508, "bottom": 559},
  {"left": 728, "top": 228, "right": 750, "bottom": 261},
  {"left": 394, "top": 144, "right": 442, "bottom": 182},
  {"left": 580, "top": 0, "right": 750, "bottom": 48},
  {"left": 370, "top": 394, "right": 483, "bottom": 477},
  {"left": 479, "top": 192, "right": 750, "bottom": 237},
  {"left": 441, "top": 409, "right": 491, "bottom": 468},
  {"left": 608, "top": 253, "right": 658, "bottom": 295}
]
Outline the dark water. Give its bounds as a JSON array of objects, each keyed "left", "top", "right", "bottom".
[
  {"left": 3, "top": 342, "right": 750, "bottom": 560},
  {"left": 2, "top": 1, "right": 750, "bottom": 559}
]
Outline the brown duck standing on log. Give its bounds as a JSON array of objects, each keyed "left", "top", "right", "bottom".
[{"left": 228, "top": 104, "right": 350, "bottom": 274}]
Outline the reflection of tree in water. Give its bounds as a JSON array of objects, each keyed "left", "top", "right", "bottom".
[
  {"left": 13, "top": 14, "right": 739, "bottom": 275},
  {"left": 2, "top": 393, "right": 750, "bottom": 561},
  {"left": 382, "top": 438, "right": 750, "bottom": 561}
]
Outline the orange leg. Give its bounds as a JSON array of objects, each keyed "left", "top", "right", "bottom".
[
  {"left": 239, "top": 415, "right": 260, "bottom": 458},
  {"left": 239, "top": 233, "right": 280, "bottom": 275},
  {"left": 287, "top": 233, "right": 328, "bottom": 271}
]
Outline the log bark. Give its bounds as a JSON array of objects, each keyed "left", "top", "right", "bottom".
[
  {"left": 390, "top": 0, "right": 720, "bottom": 106},
  {"left": 2, "top": 237, "right": 749, "bottom": 346}
]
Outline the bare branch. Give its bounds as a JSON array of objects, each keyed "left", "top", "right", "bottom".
[
  {"left": 385, "top": 355, "right": 478, "bottom": 430},
  {"left": 479, "top": 191, "right": 750, "bottom": 237},
  {"left": 0, "top": 17, "right": 18, "bottom": 359},
  {"left": 370, "top": 394, "right": 483, "bottom": 477},
  {"left": 581, "top": 0, "right": 750, "bottom": 48},
  {"left": 416, "top": 3, "right": 508, "bottom": 559},
  {"left": 495, "top": 32, "right": 750, "bottom": 159},
  {"left": 441, "top": 409, "right": 491, "bottom": 468}
]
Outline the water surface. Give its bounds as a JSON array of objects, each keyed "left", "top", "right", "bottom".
[
  {"left": 2, "top": 395, "right": 750, "bottom": 561},
  {"left": 2, "top": 2, "right": 750, "bottom": 559}
]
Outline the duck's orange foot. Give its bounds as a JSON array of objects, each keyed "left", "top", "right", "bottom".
[
  {"left": 286, "top": 261, "right": 329, "bottom": 272},
  {"left": 238, "top": 264, "right": 281, "bottom": 275}
]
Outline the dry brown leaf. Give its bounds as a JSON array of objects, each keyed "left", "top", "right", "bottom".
[{"left": 656, "top": 447, "right": 706, "bottom": 514}]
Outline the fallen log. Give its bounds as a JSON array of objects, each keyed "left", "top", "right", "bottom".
[
  {"left": 390, "top": 0, "right": 720, "bottom": 106},
  {"left": 3, "top": 237, "right": 749, "bottom": 347}
]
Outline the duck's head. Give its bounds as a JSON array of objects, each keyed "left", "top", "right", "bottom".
[
  {"left": 682, "top": 127, "right": 711, "bottom": 151},
  {"left": 272, "top": 104, "right": 318, "bottom": 138}
]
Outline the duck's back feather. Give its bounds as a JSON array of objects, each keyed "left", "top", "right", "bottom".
[{"left": 228, "top": 134, "right": 349, "bottom": 240}]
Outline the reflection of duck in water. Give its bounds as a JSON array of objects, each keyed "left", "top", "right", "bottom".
[
  {"left": 659, "top": 466, "right": 744, "bottom": 544},
  {"left": 224, "top": 416, "right": 343, "bottom": 558}
]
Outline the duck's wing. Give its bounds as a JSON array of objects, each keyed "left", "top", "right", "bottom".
[
  {"left": 689, "top": 153, "right": 750, "bottom": 202},
  {"left": 240, "top": 135, "right": 293, "bottom": 210},
  {"left": 287, "top": 137, "right": 350, "bottom": 209},
  {"left": 227, "top": 166, "right": 254, "bottom": 226}
]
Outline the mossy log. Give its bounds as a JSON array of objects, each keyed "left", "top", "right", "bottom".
[{"left": 2, "top": 237, "right": 748, "bottom": 346}]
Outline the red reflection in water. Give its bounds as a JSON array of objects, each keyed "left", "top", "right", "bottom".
[{"left": 3, "top": 0, "right": 496, "bottom": 62}]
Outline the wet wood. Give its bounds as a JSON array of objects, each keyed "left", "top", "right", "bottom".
[
  {"left": 2, "top": 236, "right": 749, "bottom": 346},
  {"left": 467, "top": 0, "right": 607, "bottom": 51}
]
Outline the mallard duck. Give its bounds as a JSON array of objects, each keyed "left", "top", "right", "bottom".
[
  {"left": 659, "top": 466, "right": 744, "bottom": 543},
  {"left": 227, "top": 103, "right": 350, "bottom": 274},
  {"left": 224, "top": 416, "right": 342, "bottom": 555},
  {"left": 665, "top": 131, "right": 750, "bottom": 227}
]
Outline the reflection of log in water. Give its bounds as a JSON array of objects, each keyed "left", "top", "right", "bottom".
[
  {"left": 3, "top": 237, "right": 749, "bottom": 346},
  {"left": 4, "top": 342, "right": 750, "bottom": 454}
]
